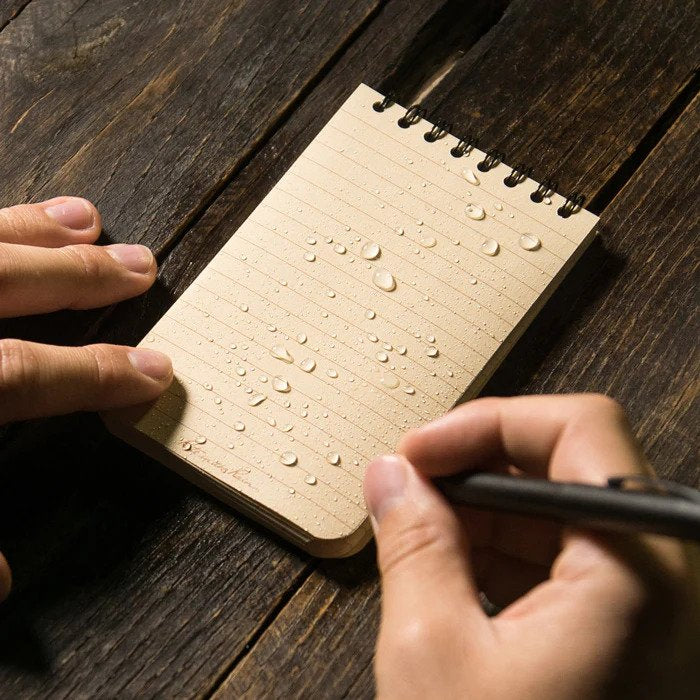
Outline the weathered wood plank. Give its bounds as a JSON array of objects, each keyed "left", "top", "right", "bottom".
[
  {"left": 0, "top": 0, "right": 379, "bottom": 254},
  {"left": 0, "top": 0, "right": 512, "bottom": 696},
  {"left": 423, "top": 0, "right": 700, "bottom": 200},
  {"left": 0, "top": 0, "right": 31, "bottom": 29},
  {"left": 212, "top": 91, "right": 700, "bottom": 700}
]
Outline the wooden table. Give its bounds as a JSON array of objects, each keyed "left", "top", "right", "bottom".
[{"left": 0, "top": 1, "right": 697, "bottom": 696}]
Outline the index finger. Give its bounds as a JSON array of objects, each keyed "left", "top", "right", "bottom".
[{"left": 398, "top": 394, "right": 650, "bottom": 484}]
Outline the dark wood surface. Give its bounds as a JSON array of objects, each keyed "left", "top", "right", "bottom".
[{"left": 0, "top": 1, "right": 697, "bottom": 697}]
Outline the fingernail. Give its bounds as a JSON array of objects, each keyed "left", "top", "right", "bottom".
[
  {"left": 365, "top": 455, "right": 407, "bottom": 525},
  {"left": 42, "top": 197, "right": 95, "bottom": 231},
  {"left": 128, "top": 348, "right": 172, "bottom": 381},
  {"left": 106, "top": 244, "right": 154, "bottom": 274}
]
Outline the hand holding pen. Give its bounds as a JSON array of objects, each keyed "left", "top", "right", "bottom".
[{"left": 363, "top": 394, "right": 700, "bottom": 699}]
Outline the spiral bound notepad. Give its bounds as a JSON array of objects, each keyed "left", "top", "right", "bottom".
[{"left": 104, "top": 84, "right": 599, "bottom": 557}]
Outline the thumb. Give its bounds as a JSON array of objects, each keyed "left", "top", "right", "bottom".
[{"left": 364, "top": 454, "right": 486, "bottom": 634}]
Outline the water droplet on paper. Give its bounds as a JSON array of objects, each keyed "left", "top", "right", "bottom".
[
  {"left": 396, "top": 227, "right": 404, "bottom": 235},
  {"left": 195, "top": 436, "right": 207, "bottom": 444},
  {"left": 267, "top": 417, "right": 276, "bottom": 427},
  {"left": 365, "top": 309, "right": 376, "bottom": 319},
  {"left": 236, "top": 366, "right": 246, "bottom": 376},
  {"left": 463, "top": 168, "right": 480, "bottom": 185},
  {"left": 373, "top": 269, "right": 396, "bottom": 292},
  {"left": 239, "top": 303, "right": 249, "bottom": 312},
  {"left": 203, "top": 382, "right": 213, "bottom": 391},
  {"left": 419, "top": 236, "right": 437, "bottom": 248},
  {"left": 234, "top": 421, "right": 245, "bottom": 431},
  {"left": 519, "top": 233, "right": 541, "bottom": 251},
  {"left": 397, "top": 345, "right": 407, "bottom": 355},
  {"left": 326, "top": 368, "right": 338, "bottom": 378},
  {"left": 273, "top": 376, "right": 290, "bottom": 393},
  {"left": 361, "top": 242, "right": 381, "bottom": 260},
  {"left": 304, "top": 475, "right": 317, "bottom": 485},
  {"left": 468, "top": 275, "right": 477, "bottom": 285},
  {"left": 382, "top": 342, "right": 392, "bottom": 351},
  {"left": 280, "top": 451, "right": 297, "bottom": 466},
  {"left": 288, "top": 488, "right": 295, "bottom": 494},
  {"left": 303, "top": 252, "right": 316, "bottom": 262},
  {"left": 466, "top": 204, "right": 486, "bottom": 220},
  {"left": 543, "top": 196, "right": 552, "bottom": 205},
  {"left": 426, "top": 346, "right": 439, "bottom": 357},
  {"left": 271, "top": 344, "right": 294, "bottom": 363},
  {"left": 333, "top": 243, "right": 346, "bottom": 255},
  {"left": 427, "top": 334, "right": 436, "bottom": 343},
  {"left": 214, "top": 397, "right": 222, "bottom": 405},
  {"left": 481, "top": 238, "right": 499, "bottom": 256},
  {"left": 281, "top": 424, "right": 293, "bottom": 432},
  {"left": 403, "top": 386, "right": 416, "bottom": 395},
  {"left": 300, "top": 357, "right": 316, "bottom": 373},
  {"left": 248, "top": 394, "right": 266, "bottom": 406},
  {"left": 376, "top": 351, "right": 389, "bottom": 362},
  {"left": 182, "top": 441, "right": 192, "bottom": 451},
  {"left": 296, "top": 333, "right": 307, "bottom": 344},
  {"left": 381, "top": 373, "right": 400, "bottom": 389},
  {"left": 368, "top": 333, "right": 378, "bottom": 343},
  {"left": 494, "top": 202, "right": 503, "bottom": 211},
  {"left": 326, "top": 452, "right": 341, "bottom": 465},
  {"left": 306, "top": 236, "right": 317, "bottom": 245}
]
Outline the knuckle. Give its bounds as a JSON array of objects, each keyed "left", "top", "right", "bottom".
[
  {"left": 83, "top": 344, "right": 121, "bottom": 391},
  {"left": 0, "top": 339, "right": 37, "bottom": 417},
  {"left": 379, "top": 510, "right": 451, "bottom": 578},
  {"left": 579, "top": 393, "right": 626, "bottom": 420},
  {"left": 61, "top": 245, "right": 106, "bottom": 307},
  {"left": 0, "top": 206, "right": 34, "bottom": 241}
]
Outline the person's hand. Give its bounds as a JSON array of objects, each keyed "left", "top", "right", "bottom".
[
  {"left": 0, "top": 197, "right": 173, "bottom": 601},
  {"left": 364, "top": 394, "right": 700, "bottom": 699}
]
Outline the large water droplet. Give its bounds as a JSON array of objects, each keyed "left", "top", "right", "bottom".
[
  {"left": 183, "top": 441, "right": 192, "bottom": 451},
  {"left": 273, "top": 376, "right": 290, "bottom": 392},
  {"left": 326, "top": 452, "right": 341, "bottom": 465},
  {"left": 419, "top": 236, "right": 437, "bottom": 248},
  {"left": 326, "top": 368, "right": 338, "bottom": 378},
  {"left": 236, "top": 366, "right": 246, "bottom": 376},
  {"left": 239, "top": 303, "right": 249, "bottom": 312},
  {"left": 333, "top": 243, "right": 346, "bottom": 255},
  {"left": 297, "top": 333, "right": 307, "bottom": 344},
  {"left": 234, "top": 421, "right": 245, "bottom": 431},
  {"left": 462, "top": 168, "right": 480, "bottom": 186},
  {"left": 304, "top": 475, "right": 317, "bottom": 485},
  {"left": 397, "top": 345, "right": 407, "bottom": 355},
  {"left": 481, "top": 238, "right": 499, "bottom": 256},
  {"left": 280, "top": 451, "right": 297, "bottom": 466},
  {"left": 248, "top": 394, "right": 266, "bottom": 406},
  {"left": 203, "top": 382, "right": 213, "bottom": 391},
  {"left": 306, "top": 236, "right": 317, "bottom": 245},
  {"left": 466, "top": 204, "right": 486, "bottom": 220},
  {"left": 300, "top": 357, "right": 316, "bottom": 373},
  {"left": 468, "top": 276, "right": 477, "bottom": 285},
  {"left": 376, "top": 351, "right": 389, "bottom": 362},
  {"left": 403, "top": 386, "right": 416, "bottom": 395},
  {"left": 381, "top": 373, "right": 400, "bottom": 389},
  {"left": 361, "top": 242, "right": 381, "bottom": 260},
  {"left": 303, "top": 252, "right": 316, "bottom": 262},
  {"left": 494, "top": 202, "right": 503, "bottom": 211},
  {"left": 373, "top": 269, "right": 396, "bottom": 292},
  {"left": 519, "top": 233, "right": 541, "bottom": 251},
  {"left": 271, "top": 344, "right": 294, "bottom": 363},
  {"left": 281, "top": 423, "right": 293, "bottom": 432},
  {"left": 426, "top": 346, "right": 439, "bottom": 357},
  {"left": 365, "top": 309, "right": 376, "bottom": 319},
  {"left": 195, "top": 436, "right": 207, "bottom": 444}
]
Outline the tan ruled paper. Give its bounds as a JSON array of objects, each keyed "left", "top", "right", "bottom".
[{"left": 104, "top": 84, "right": 599, "bottom": 557}]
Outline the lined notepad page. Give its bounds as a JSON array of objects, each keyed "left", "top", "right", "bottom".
[{"left": 110, "top": 84, "right": 598, "bottom": 551}]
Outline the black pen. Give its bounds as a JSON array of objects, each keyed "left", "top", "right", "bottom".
[{"left": 435, "top": 473, "right": 700, "bottom": 541}]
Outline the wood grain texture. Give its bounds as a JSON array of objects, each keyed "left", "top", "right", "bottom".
[
  {"left": 422, "top": 0, "right": 700, "bottom": 200},
  {"left": 0, "top": 0, "right": 509, "bottom": 696},
  {"left": 0, "top": 0, "right": 379, "bottom": 253},
  {"left": 204, "top": 90, "right": 700, "bottom": 700},
  {"left": 0, "top": 0, "right": 31, "bottom": 29}
]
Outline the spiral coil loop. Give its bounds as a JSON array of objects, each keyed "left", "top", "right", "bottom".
[
  {"left": 503, "top": 164, "right": 533, "bottom": 187},
  {"left": 530, "top": 179, "right": 557, "bottom": 203},
  {"left": 450, "top": 135, "right": 477, "bottom": 158},
  {"left": 372, "top": 93, "right": 396, "bottom": 112},
  {"left": 397, "top": 105, "right": 426, "bottom": 128},
  {"left": 477, "top": 150, "right": 505, "bottom": 172},
  {"left": 424, "top": 119, "right": 451, "bottom": 142},
  {"left": 557, "top": 193, "right": 585, "bottom": 218}
]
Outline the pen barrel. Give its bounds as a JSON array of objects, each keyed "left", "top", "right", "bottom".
[{"left": 436, "top": 473, "right": 700, "bottom": 541}]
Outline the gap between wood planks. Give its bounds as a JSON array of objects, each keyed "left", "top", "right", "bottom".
[
  {"left": 0, "top": 0, "right": 33, "bottom": 33},
  {"left": 589, "top": 69, "right": 700, "bottom": 214}
]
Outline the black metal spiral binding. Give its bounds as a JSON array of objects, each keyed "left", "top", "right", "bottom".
[
  {"left": 557, "top": 192, "right": 585, "bottom": 218},
  {"left": 503, "top": 164, "right": 533, "bottom": 187},
  {"left": 379, "top": 94, "right": 586, "bottom": 217},
  {"left": 372, "top": 93, "right": 396, "bottom": 112},
  {"left": 530, "top": 179, "right": 557, "bottom": 203},
  {"left": 397, "top": 104, "right": 426, "bottom": 128},
  {"left": 424, "top": 119, "right": 451, "bottom": 142},
  {"left": 477, "top": 150, "right": 505, "bottom": 172}
]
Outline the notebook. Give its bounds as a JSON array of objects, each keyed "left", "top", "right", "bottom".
[{"left": 104, "top": 84, "right": 599, "bottom": 557}]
